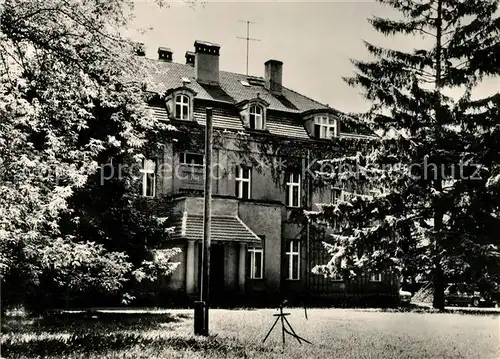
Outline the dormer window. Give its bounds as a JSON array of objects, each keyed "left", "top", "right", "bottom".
[
  {"left": 236, "top": 97, "right": 270, "bottom": 131},
  {"left": 249, "top": 105, "right": 264, "bottom": 130},
  {"left": 165, "top": 87, "right": 196, "bottom": 121},
  {"left": 314, "top": 115, "right": 336, "bottom": 139},
  {"left": 175, "top": 94, "right": 190, "bottom": 120}
]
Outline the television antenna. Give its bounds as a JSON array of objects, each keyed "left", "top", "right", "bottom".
[
  {"left": 237, "top": 20, "right": 261, "bottom": 76},
  {"left": 262, "top": 300, "right": 312, "bottom": 351}
]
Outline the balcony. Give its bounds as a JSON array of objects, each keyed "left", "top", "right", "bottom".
[{"left": 177, "top": 164, "right": 204, "bottom": 191}]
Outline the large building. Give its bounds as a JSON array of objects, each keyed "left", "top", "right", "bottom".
[{"left": 139, "top": 40, "right": 400, "bottom": 306}]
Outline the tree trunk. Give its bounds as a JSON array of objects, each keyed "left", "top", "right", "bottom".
[
  {"left": 432, "top": 0, "right": 446, "bottom": 311},
  {"left": 432, "top": 259, "right": 445, "bottom": 310}
]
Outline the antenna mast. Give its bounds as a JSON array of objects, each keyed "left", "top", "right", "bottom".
[{"left": 237, "top": 20, "right": 261, "bottom": 76}]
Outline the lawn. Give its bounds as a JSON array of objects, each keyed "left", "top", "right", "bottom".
[{"left": 1, "top": 308, "right": 499, "bottom": 359}]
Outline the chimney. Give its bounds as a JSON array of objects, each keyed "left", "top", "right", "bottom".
[
  {"left": 158, "top": 47, "right": 173, "bottom": 62},
  {"left": 264, "top": 60, "right": 283, "bottom": 94},
  {"left": 135, "top": 42, "right": 146, "bottom": 57},
  {"left": 194, "top": 40, "right": 220, "bottom": 85},
  {"left": 185, "top": 51, "right": 195, "bottom": 66}
]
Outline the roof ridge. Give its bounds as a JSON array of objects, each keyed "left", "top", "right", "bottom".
[
  {"left": 282, "top": 85, "right": 329, "bottom": 109},
  {"left": 146, "top": 58, "right": 254, "bottom": 78},
  {"left": 283, "top": 86, "right": 361, "bottom": 120},
  {"left": 143, "top": 58, "right": 349, "bottom": 116}
]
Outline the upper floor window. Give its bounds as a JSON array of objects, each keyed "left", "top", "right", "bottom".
[
  {"left": 235, "top": 165, "right": 251, "bottom": 199},
  {"left": 331, "top": 187, "right": 343, "bottom": 204},
  {"left": 141, "top": 158, "right": 156, "bottom": 197},
  {"left": 180, "top": 152, "right": 204, "bottom": 166},
  {"left": 286, "top": 172, "right": 301, "bottom": 207},
  {"left": 249, "top": 105, "right": 264, "bottom": 130},
  {"left": 175, "top": 94, "right": 190, "bottom": 120},
  {"left": 248, "top": 246, "right": 263, "bottom": 279},
  {"left": 285, "top": 240, "right": 300, "bottom": 280},
  {"left": 314, "top": 115, "right": 336, "bottom": 139}
]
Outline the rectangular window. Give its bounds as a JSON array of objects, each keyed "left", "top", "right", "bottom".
[
  {"left": 248, "top": 247, "right": 263, "bottom": 279},
  {"left": 175, "top": 94, "right": 190, "bottom": 120},
  {"left": 370, "top": 273, "right": 382, "bottom": 282},
  {"left": 249, "top": 105, "right": 264, "bottom": 130},
  {"left": 314, "top": 115, "right": 336, "bottom": 139},
  {"left": 286, "top": 172, "right": 301, "bottom": 207},
  {"left": 180, "top": 152, "right": 204, "bottom": 166},
  {"left": 141, "top": 159, "right": 156, "bottom": 197},
  {"left": 235, "top": 165, "right": 251, "bottom": 199},
  {"left": 331, "top": 187, "right": 343, "bottom": 204},
  {"left": 285, "top": 240, "right": 300, "bottom": 280}
]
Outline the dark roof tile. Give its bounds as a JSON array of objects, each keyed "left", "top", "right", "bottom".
[
  {"left": 142, "top": 59, "right": 327, "bottom": 113},
  {"left": 194, "top": 106, "right": 244, "bottom": 131},
  {"left": 148, "top": 104, "right": 310, "bottom": 138},
  {"left": 142, "top": 59, "right": 376, "bottom": 138},
  {"left": 267, "top": 114, "right": 309, "bottom": 139},
  {"left": 171, "top": 213, "right": 262, "bottom": 243}
]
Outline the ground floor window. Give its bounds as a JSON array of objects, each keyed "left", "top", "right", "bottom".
[
  {"left": 248, "top": 247, "right": 263, "bottom": 279},
  {"left": 285, "top": 240, "right": 300, "bottom": 280},
  {"left": 141, "top": 158, "right": 156, "bottom": 197},
  {"left": 370, "top": 273, "right": 382, "bottom": 282}
]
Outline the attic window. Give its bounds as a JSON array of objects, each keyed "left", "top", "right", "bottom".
[
  {"left": 165, "top": 87, "right": 196, "bottom": 121},
  {"left": 249, "top": 104, "right": 265, "bottom": 130},
  {"left": 314, "top": 115, "right": 336, "bottom": 139},
  {"left": 240, "top": 80, "right": 251, "bottom": 87},
  {"left": 181, "top": 77, "right": 191, "bottom": 83},
  {"left": 247, "top": 77, "right": 265, "bottom": 86},
  {"left": 175, "top": 94, "right": 190, "bottom": 120}
]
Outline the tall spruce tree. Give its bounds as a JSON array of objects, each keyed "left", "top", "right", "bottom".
[{"left": 309, "top": 0, "right": 500, "bottom": 309}]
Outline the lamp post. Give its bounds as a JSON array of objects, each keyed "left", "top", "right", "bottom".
[{"left": 194, "top": 107, "right": 213, "bottom": 336}]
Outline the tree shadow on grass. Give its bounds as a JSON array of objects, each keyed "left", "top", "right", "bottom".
[
  {"left": 2, "top": 327, "right": 274, "bottom": 358},
  {"left": 1, "top": 331, "right": 246, "bottom": 357},
  {"left": 2, "top": 311, "right": 187, "bottom": 335},
  {"left": 2, "top": 311, "right": 274, "bottom": 358}
]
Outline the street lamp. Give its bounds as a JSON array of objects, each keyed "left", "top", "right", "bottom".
[{"left": 194, "top": 107, "right": 213, "bottom": 336}]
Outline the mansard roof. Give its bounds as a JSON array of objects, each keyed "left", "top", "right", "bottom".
[
  {"left": 145, "top": 104, "right": 311, "bottom": 139},
  {"left": 142, "top": 59, "right": 328, "bottom": 114},
  {"left": 142, "top": 58, "right": 376, "bottom": 139}
]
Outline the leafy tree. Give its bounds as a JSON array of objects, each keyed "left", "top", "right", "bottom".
[
  {"left": 57, "top": 153, "right": 181, "bottom": 307},
  {"left": 309, "top": 0, "right": 500, "bottom": 309},
  {"left": 0, "top": 0, "right": 181, "bottom": 310}
]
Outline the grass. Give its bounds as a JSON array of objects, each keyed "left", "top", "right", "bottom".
[{"left": 1, "top": 308, "right": 499, "bottom": 359}]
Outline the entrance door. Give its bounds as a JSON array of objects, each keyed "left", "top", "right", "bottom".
[{"left": 209, "top": 243, "right": 225, "bottom": 304}]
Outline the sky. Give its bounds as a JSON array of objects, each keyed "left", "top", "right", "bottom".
[{"left": 127, "top": 0, "right": 499, "bottom": 114}]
